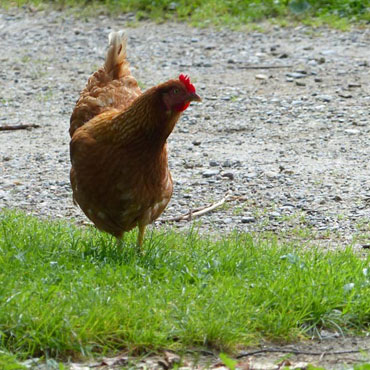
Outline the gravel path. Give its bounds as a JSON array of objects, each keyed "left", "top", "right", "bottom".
[{"left": 0, "top": 8, "right": 369, "bottom": 250}]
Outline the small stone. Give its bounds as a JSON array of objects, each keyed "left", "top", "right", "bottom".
[
  {"left": 202, "top": 169, "right": 220, "bottom": 178},
  {"left": 318, "top": 95, "right": 332, "bottom": 102},
  {"left": 292, "top": 363, "right": 309, "bottom": 370},
  {"left": 222, "top": 172, "right": 234, "bottom": 180},
  {"left": 286, "top": 72, "right": 306, "bottom": 79},
  {"left": 317, "top": 56, "right": 326, "bottom": 64},
  {"left": 223, "top": 160, "right": 232, "bottom": 168},
  {"left": 338, "top": 91, "right": 352, "bottom": 98},
  {"left": 265, "top": 171, "right": 279, "bottom": 180},
  {"left": 241, "top": 216, "right": 256, "bottom": 223},
  {"left": 333, "top": 195, "right": 342, "bottom": 202},
  {"left": 348, "top": 82, "right": 361, "bottom": 88},
  {"left": 321, "top": 49, "right": 335, "bottom": 55},
  {"left": 269, "top": 211, "right": 281, "bottom": 219},
  {"left": 308, "top": 59, "right": 318, "bottom": 66},
  {"left": 295, "top": 81, "right": 306, "bottom": 86},
  {"left": 255, "top": 74, "right": 268, "bottom": 80},
  {"left": 192, "top": 140, "right": 201, "bottom": 146},
  {"left": 314, "top": 77, "right": 322, "bottom": 83},
  {"left": 345, "top": 129, "right": 359, "bottom": 135},
  {"left": 279, "top": 53, "right": 289, "bottom": 58},
  {"left": 292, "top": 100, "right": 302, "bottom": 106},
  {"left": 209, "top": 160, "right": 219, "bottom": 167},
  {"left": 280, "top": 205, "right": 294, "bottom": 212}
]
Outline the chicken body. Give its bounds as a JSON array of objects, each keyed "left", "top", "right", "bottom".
[{"left": 69, "top": 31, "right": 200, "bottom": 247}]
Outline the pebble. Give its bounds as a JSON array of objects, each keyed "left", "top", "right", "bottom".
[
  {"left": 318, "top": 95, "right": 333, "bottom": 102},
  {"left": 241, "top": 216, "right": 256, "bottom": 223},
  {"left": 344, "top": 129, "right": 359, "bottom": 135},
  {"left": 202, "top": 169, "right": 220, "bottom": 178},
  {"left": 223, "top": 160, "right": 232, "bottom": 168},
  {"left": 265, "top": 171, "right": 279, "bottom": 180},
  {"left": 338, "top": 92, "right": 352, "bottom": 98},
  {"left": 222, "top": 172, "right": 234, "bottom": 180},
  {"left": 245, "top": 172, "right": 257, "bottom": 179},
  {"left": 255, "top": 74, "right": 268, "bottom": 80},
  {"left": 269, "top": 212, "right": 281, "bottom": 219},
  {"left": 279, "top": 53, "right": 289, "bottom": 58},
  {"left": 286, "top": 72, "right": 306, "bottom": 79}
]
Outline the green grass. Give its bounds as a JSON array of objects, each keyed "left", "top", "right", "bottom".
[
  {"left": 1, "top": 210, "right": 370, "bottom": 362},
  {"left": 1, "top": 0, "right": 369, "bottom": 28}
]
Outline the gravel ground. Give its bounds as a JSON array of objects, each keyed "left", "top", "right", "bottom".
[
  {"left": 1, "top": 8, "right": 370, "bottom": 250},
  {"left": 0, "top": 6, "right": 370, "bottom": 368}
]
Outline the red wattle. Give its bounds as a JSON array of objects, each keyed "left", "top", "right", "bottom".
[{"left": 175, "top": 102, "right": 190, "bottom": 112}]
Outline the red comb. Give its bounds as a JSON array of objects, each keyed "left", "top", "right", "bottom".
[{"left": 179, "top": 74, "right": 196, "bottom": 93}]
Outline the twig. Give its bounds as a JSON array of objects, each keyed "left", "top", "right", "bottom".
[
  {"left": 0, "top": 124, "right": 40, "bottom": 131},
  {"left": 159, "top": 192, "right": 233, "bottom": 223},
  {"left": 238, "top": 65, "right": 292, "bottom": 70},
  {"left": 236, "top": 347, "right": 370, "bottom": 359}
]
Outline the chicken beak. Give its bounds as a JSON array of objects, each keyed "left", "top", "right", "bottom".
[{"left": 188, "top": 92, "right": 202, "bottom": 102}]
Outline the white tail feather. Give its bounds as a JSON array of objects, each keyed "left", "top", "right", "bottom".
[{"left": 105, "top": 30, "right": 130, "bottom": 80}]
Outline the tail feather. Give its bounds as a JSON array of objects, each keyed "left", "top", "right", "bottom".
[{"left": 105, "top": 30, "right": 130, "bottom": 80}]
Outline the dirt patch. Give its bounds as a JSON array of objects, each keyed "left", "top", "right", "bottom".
[{"left": 23, "top": 337, "right": 370, "bottom": 369}]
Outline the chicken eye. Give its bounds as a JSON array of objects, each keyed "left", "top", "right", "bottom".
[{"left": 173, "top": 88, "right": 179, "bottom": 94}]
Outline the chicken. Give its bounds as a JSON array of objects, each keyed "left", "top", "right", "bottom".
[{"left": 69, "top": 31, "right": 201, "bottom": 248}]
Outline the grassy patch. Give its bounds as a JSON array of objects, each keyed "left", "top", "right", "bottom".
[
  {"left": 0, "top": 351, "right": 27, "bottom": 370},
  {"left": 1, "top": 0, "right": 369, "bottom": 28},
  {"left": 1, "top": 210, "right": 370, "bottom": 361}
]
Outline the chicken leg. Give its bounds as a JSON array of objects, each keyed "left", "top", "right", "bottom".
[{"left": 137, "top": 224, "right": 146, "bottom": 250}]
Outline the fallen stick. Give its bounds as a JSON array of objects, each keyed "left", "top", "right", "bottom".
[
  {"left": 238, "top": 64, "right": 292, "bottom": 69},
  {"left": 159, "top": 192, "right": 233, "bottom": 223},
  {"left": 236, "top": 347, "right": 370, "bottom": 359},
  {"left": 0, "top": 124, "right": 40, "bottom": 131}
]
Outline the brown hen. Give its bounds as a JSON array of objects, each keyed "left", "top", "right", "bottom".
[{"left": 69, "top": 31, "right": 201, "bottom": 248}]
